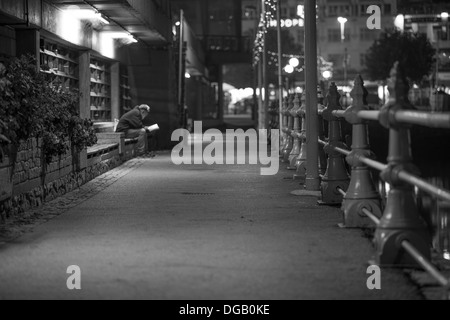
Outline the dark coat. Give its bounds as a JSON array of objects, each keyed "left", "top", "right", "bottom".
[{"left": 116, "top": 107, "right": 143, "bottom": 133}]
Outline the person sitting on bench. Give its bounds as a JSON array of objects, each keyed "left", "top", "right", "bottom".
[{"left": 115, "top": 104, "right": 151, "bottom": 156}]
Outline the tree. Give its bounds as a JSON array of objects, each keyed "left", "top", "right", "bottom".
[{"left": 365, "top": 28, "right": 435, "bottom": 85}]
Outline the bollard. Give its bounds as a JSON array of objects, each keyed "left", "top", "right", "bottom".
[
  {"left": 293, "top": 93, "right": 307, "bottom": 180},
  {"left": 288, "top": 94, "right": 302, "bottom": 170},
  {"left": 281, "top": 94, "right": 294, "bottom": 163},
  {"left": 374, "top": 62, "right": 431, "bottom": 267},
  {"left": 342, "top": 76, "right": 382, "bottom": 227},
  {"left": 320, "top": 83, "right": 350, "bottom": 205}
]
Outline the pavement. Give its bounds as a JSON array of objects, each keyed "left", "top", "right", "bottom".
[{"left": 0, "top": 145, "right": 425, "bottom": 300}]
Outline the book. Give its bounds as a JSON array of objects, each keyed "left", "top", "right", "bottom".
[{"left": 146, "top": 124, "right": 160, "bottom": 132}]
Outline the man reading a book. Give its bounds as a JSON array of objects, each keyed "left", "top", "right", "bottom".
[{"left": 115, "top": 104, "right": 151, "bottom": 156}]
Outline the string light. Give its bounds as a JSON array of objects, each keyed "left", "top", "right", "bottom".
[
  {"left": 253, "top": 0, "right": 333, "bottom": 78},
  {"left": 253, "top": 0, "right": 277, "bottom": 66}
]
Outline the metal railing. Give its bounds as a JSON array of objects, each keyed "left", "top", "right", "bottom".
[
  {"left": 337, "top": 186, "right": 448, "bottom": 289},
  {"left": 279, "top": 62, "right": 450, "bottom": 299}
]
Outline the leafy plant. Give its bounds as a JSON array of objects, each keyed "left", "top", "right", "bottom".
[{"left": 0, "top": 55, "right": 97, "bottom": 166}]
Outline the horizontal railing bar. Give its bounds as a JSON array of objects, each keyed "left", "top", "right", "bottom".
[
  {"left": 337, "top": 187, "right": 347, "bottom": 197},
  {"left": 331, "top": 110, "right": 345, "bottom": 118},
  {"left": 319, "top": 127, "right": 450, "bottom": 201},
  {"left": 396, "top": 111, "right": 450, "bottom": 129},
  {"left": 361, "top": 208, "right": 381, "bottom": 225},
  {"left": 335, "top": 147, "right": 351, "bottom": 156},
  {"left": 398, "top": 171, "right": 450, "bottom": 203},
  {"left": 324, "top": 108, "right": 450, "bottom": 129},
  {"left": 358, "top": 156, "right": 389, "bottom": 172},
  {"left": 318, "top": 139, "right": 327, "bottom": 146},
  {"left": 335, "top": 189, "right": 447, "bottom": 290},
  {"left": 357, "top": 110, "right": 379, "bottom": 121},
  {"left": 357, "top": 110, "right": 450, "bottom": 129},
  {"left": 401, "top": 241, "right": 449, "bottom": 288}
]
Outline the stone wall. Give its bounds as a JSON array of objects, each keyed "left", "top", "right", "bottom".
[{"left": 0, "top": 138, "right": 124, "bottom": 223}]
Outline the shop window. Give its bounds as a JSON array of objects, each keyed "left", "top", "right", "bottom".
[
  {"left": 120, "top": 65, "right": 132, "bottom": 117},
  {"left": 39, "top": 38, "right": 79, "bottom": 92},
  {"left": 90, "top": 57, "right": 111, "bottom": 122}
]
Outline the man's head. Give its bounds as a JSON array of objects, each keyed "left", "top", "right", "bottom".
[{"left": 138, "top": 104, "right": 150, "bottom": 119}]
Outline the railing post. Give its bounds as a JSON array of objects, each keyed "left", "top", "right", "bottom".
[
  {"left": 288, "top": 94, "right": 302, "bottom": 170},
  {"left": 293, "top": 93, "right": 307, "bottom": 180},
  {"left": 320, "top": 83, "right": 350, "bottom": 205},
  {"left": 279, "top": 96, "right": 288, "bottom": 157},
  {"left": 281, "top": 94, "right": 294, "bottom": 163},
  {"left": 317, "top": 86, "right": 327, "bottom": 175},
  {"left": 342, "top": 76, "right": 382, "bottom": 227},
  {"left": 375, "top": 62, "right": 431, "bottom": 266}
]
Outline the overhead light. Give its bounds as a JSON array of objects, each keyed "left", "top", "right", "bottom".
[
  {"left": 95, "top": 12, "right": 109, "bottom": 24},
  {"left": 102, "top": 32, "right": 138, "bottom": 44},
  {"left": 185, "top": 72, "right": 191, "bottom": 79},
  {"left": 64, "top": 8, "right": 109, "bottom": 24}
]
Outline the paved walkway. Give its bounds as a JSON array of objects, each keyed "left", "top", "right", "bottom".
[{"left": 0, "top": 151, "right": 422, "bottom": 300}]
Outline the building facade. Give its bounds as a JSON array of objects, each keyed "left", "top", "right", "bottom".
[
  {"left": 171, "top": 0, "right": 253, "bottom": 127},
  {"left": 0, "top": 0, "right": 179, "bottom": 148},
  {"left": 399, "top": 0, "right": 450, "bottom": 90}
]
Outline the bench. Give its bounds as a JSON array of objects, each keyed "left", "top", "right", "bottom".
[
  {"left": 87, "top": 142, "right": 121, "bottom": 167},
  {"left": 92, "top": 122, "right": 144, "bottom": 160}
]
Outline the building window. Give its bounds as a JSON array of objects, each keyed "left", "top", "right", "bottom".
[
  {"left": 328, "top": 28, "right": 351, "bottom": 42},
  {"left": 243, "top": 6, "right": 257, "bottom": 20},
  {"left": 360, "top": 5, "right": 368, "bottom": 16},
  {"left": 328, "top": 6, "right": 339, "bottom": 17},
  {"left": 340, "top": 5, "right": 351, "bottom": 16}
]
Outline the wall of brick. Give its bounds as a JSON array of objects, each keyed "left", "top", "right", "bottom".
[{"left": 0, "top": 138, "right": 124, "bottom": 223}]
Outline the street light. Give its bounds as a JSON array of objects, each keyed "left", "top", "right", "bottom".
[
  {"left": 322, "top": 70, "right": 332, "bottom": 80},
  {"left": 289, "top": 57, "right": 300, "bottom": 68},
  {"left": 284, "top": 65, "right": 294, "bottom": 74},
  {"left": 337, "top": 17, "right": 348, "bottom": 41},
  {"left": 338, "top": 17, "right": 348, "bottom": 85},
  {"left": 394, "top": 14, "right": 405, "bottom": 32}
]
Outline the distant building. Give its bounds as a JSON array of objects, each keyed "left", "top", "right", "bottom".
[{"left": 398, "top": 0, "right": 450, "bottom": 89}]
